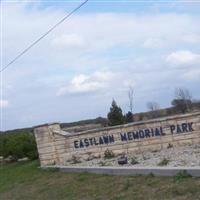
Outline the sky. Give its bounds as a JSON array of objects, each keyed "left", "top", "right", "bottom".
[{"left": 1, "top": 0, "right": 200, "bottom": 131}]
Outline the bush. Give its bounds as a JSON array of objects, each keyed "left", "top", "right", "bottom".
[
  {"left": 0, "top": 132, "right": 38, "bottom": 160},
  {"left": 174, "top": 170, "right": 192, "bottom": 182},
  {"left": 99, "top": 161, "right": 106, "bottom": 166},
  {"left": 104, "top": 149, "right": 115, "bottom": 159},
  {"left": 157, "top": 158, "right": 170, "bottom": 166},
  {"left": 131, "top": 157, "right": 139, "bottom": 165}
]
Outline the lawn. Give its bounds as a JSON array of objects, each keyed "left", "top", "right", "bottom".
[{"left": 0, "top": 161, "right": 200, "bottom": 200}]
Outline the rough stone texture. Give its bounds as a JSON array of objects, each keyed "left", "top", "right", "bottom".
[
  {"left": 34, "top": 112, "right": 200, "bottom": 167},
  {"left": 63, "top": 143, "right": 200, "bottom": 167}
]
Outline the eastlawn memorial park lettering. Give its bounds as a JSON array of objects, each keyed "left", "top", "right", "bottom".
[
  {"left": 74, "top": 122, "right": 194, "bottom": 149},
  {"left": 34, "top": 112, "right": 200, "bottom": 167}
]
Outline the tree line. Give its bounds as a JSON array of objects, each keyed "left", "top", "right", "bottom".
[{"left": 107, "top": 87, "right": 199, "bottom": 126}]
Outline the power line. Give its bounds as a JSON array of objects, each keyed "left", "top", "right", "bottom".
[{"left": 0, "top": 0, "right": 89, "bottom": 73}]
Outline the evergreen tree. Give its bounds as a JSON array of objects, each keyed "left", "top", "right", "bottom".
[
  {"left": 107, "top": 100, "right": 124, "bottom": 126},
  {"left": 125, "top": 111, "right": 134, "bottom": 123}
]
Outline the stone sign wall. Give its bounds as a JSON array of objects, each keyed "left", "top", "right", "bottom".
[{"left": 34, "top": 112, "right": 200, "bottom": 167}]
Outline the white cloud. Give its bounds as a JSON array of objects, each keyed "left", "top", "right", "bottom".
[
  {"left": 0, "top": 100, "right": 9, "bottom": 108},
  {"left": 182, "top": 69, "right": 200, "bottom": 81},
  {"left": 143, "top": 38, "right": 165, "bottom": 48},
  {"left": 182, "top": 34, "right": 200, "bottom": 44},
  {"left": 166, "top": 50, "right": 200, "bottom": 65},
  {"left": 57, "top": 71, "right": 115, "bottom": 95},
  {"left": 3, "top": 4, "right": 200, "bottom": 68},
  {"left": 51, "top": 34, "right": 86, "bottom": 48}
]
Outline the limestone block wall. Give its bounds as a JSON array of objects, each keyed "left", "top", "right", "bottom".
[{"left": 34, "top": 112, "right": 200, "bottom": 167}]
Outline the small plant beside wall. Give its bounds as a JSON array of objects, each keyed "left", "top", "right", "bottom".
[
  {"left": 131, "top": 157, "right": 139, "bottom": 165},
  {"left": 71, "top": 155, "right": 82, "bottom": 164},
  {"left": 98, "top": 161, "right": 106, "bottom": 166},
  {"left": 104, "top": 149, "right": 115, "bottom": 159},
  {"left": 167, "top": 143, "right": 173, "bottom": 149},
  {"left": 174, "top": 170, "right": 192, "bottom": 182},
  {"left": 158, "top": 158, "right": 170, "bottom": 166}
]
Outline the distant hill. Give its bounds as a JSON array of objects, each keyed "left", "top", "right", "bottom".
[
  {"left": 0, "top": 117, "right": 108, "bottom": 135},
  {"left": 1, "top": 101, "right": 200, "bottom": 135},
  {"left": 0, "top": 127, "right": 34, "bottom": 135},
  {"left": 60, "top": 117, "right": 108, "bottom": 128}
]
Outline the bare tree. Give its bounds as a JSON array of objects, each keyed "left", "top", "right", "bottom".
[
  {"left": 172, "top": 87, "right": 192, "bottom": 113},
  {"left": 147, "top": 102, "right": 160, "bottom": 111},
  {"left": 175, "top": 87, "right": 192, "bottom": 101},
  {"left": 128, "top": 86, "right": 134, "bottom": 113},
  {"left": 147, "top": 102, "right": 160, "bottom": 119}
]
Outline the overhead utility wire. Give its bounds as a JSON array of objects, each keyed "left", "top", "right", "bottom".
[{"left": 0, "top": 0, "right": 89, "bottom": 73}]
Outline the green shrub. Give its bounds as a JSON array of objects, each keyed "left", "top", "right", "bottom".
[
  {"left": 104, "top": 149, "right": 115, "bottom": 159},
  {"left": 0, "top": 132, "right": 38, "bottom": 160},
  {"left": 131, "top": 157, "right": 139, "bottom": 165},
  {"left": 157, "top": 158, "right": 170, "bottom": 166},
  {"left": 99, "top": 161, "right": 106, "bottom": 166},
  {"left": 174, "top": 170, "right": 192, "bottom": 182}
]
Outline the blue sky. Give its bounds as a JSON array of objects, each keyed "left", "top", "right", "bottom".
[
  {"left": 32, "top": 0, "right": 200, "bottom": 14},
  {"left": 1, "top": 0, "right": 200, "bottom": 130}
]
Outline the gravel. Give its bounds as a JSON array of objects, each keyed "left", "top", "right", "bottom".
[{"left": 65, "top": 144, "right": 200, "bottom": 167}]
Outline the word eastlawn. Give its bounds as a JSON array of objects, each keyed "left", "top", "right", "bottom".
[{"left": 73, "top": 122, "right": 194, "bottom": 149}]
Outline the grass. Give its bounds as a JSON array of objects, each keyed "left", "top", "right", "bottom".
[
  {"left": 0, "top": 161, "right": 200, "bottom": 200},
  {"left": 174, "top": 170, "right": 192, "bottom": 183}
]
